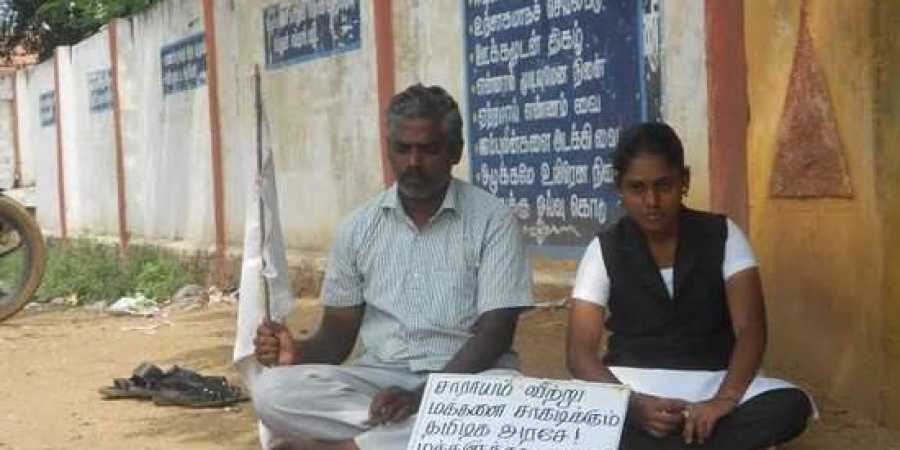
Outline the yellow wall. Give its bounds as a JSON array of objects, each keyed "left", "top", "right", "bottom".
[
  {"left": 745, "top": 0, "right": 891, "bottom": 421},
  {"left": 874, "top": 1, "right": 900, "bottom": 426}
]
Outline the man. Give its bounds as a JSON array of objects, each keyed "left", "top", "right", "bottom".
[{"left": 252, "top": 84, "right": 533, "bottom": 450}]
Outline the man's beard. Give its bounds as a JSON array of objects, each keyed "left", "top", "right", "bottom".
[{"left": 398, "top": 171, "right": 447, "bottom": 200}]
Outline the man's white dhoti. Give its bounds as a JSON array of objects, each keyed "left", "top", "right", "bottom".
[
  {"left": 253, "top": 365, "right": 520, "bottom": 450},
  {"left": 253, "top": 365, "right": 423, "bottom": 449}
]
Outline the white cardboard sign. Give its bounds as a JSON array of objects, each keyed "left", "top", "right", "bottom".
[{"left": 408, "top": 374, "right": 630, "bottom": 450}]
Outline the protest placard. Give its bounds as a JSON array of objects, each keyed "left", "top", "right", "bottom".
[{"left": 408, "top": 374, "right": 630, "bottom": 450}]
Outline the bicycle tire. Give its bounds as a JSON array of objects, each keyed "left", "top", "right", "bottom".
[{"left": 0, "top": 196, "right": 47, "bottom": 322}]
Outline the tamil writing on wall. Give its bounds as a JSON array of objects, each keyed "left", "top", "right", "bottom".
[
  {"left": 88, "top": 69, "right": 113, "bottom": 112},
  {"left": 161, "top": 33, "right": 207, "bottom": 95},
  {"left": 409, "top": 374, "right": 630, "bottom": 450},
  {"left": 465, "top": 0, "right": 661, "bottom": 252},
  {"left": 39, "top": 91, "right": 55, "bottom": 127},
  {"left": 263, "top": 0, "right": 361, "bottom": 70}
]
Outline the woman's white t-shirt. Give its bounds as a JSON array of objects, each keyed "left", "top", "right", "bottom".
[
  {"left": 572, "top": 218, "right": 758, "bottom": 306},
  {"left": 567, "top": 218, "right": 809, "bottom": 408}
]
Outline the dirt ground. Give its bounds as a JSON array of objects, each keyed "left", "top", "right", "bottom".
[{"left": 1, "top": 301, "right": 899, "bottom": 450}]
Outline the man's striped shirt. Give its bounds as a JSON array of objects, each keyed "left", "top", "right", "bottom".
[{"left": 321, "top": 178, "right": 533, "bottom": 372}]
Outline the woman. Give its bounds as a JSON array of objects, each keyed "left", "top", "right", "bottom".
[{"left": 567, "top": 123, "right": 812, "bottom": 450}]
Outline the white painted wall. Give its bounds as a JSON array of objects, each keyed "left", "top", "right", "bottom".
[
  {"left": 0, "top": 75, "right": 15, "bottom": 189},
  {"left": 660, "top": 0, "right": 710, "bottom": 210},
  {"left": 4, "top": 0, "right": 709, "bottom": 258},
  {"left": 230, "top": 0, "right": 383, "bottom": 251},
  {"left": 17, "top": 61, "right": 60, "bottom": 235},
  {"left": 214, "top": 0, "right": 245, "bottom": 247},
  {"left": 114, "top": 0, "right": 215, "bottom": 248},
  {"left": 60, "top": 29, "right": 119, "bottom": 237},
  {"left": 392, "top": 0, "right": 470, "bottom": 179}
]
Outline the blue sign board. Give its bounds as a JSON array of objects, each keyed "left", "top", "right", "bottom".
[
  {"left": 88, "top": 69, "right": 113, "bottom": 113},
  {"left": 161, "top": 33, "right": 207, "bottom": 95},
  {"left": 464, "top": 0, "right": 661, "bottom": 256},
  {"left": 39, "top": 91, "right": 55, "bottom": 127},
  {"left": 263, "top": 0, "right": 361, "bottom": 70}
]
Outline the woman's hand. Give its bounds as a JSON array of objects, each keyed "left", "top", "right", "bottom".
[{"left": 682, "top": 397, "right": 738, "bottom": 445}]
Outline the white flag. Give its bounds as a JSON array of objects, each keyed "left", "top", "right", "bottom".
[{"left": 233, "top": 104, "right": 295, "bottom": 393}]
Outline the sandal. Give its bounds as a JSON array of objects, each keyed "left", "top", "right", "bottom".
[
  {"left": 152, "top": 366, "right": 248, "bottom": 408},
  {"left": 98, "top": 362, "right": 165, "bottom": 399},
  {"left": 152, "top": 385, "right": 247, "bottom": 408}
]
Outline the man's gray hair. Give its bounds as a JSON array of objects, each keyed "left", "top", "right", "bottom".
[{"left": 386, "top": 84, "right": 464, "bottom": 160}]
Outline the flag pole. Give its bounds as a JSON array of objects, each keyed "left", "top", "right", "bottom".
[{"left": 254, "top": 64, "right": 272, "bottom": 322}]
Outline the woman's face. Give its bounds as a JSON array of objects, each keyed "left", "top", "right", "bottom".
[{"left": 617, "top": 151, "right": 688, "bottom": 236}]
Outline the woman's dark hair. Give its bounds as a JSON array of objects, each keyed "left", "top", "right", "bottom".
[{"left": 613, "top": 122, "right": 686, "bottom": 185}]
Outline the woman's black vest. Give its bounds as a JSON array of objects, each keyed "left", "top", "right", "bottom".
[{"left": 598, "top": 208, "right": 735, "bottom": 370}]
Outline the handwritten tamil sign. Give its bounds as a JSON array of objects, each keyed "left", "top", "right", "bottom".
[
  {"left": 161, "top": 33, "right": 207, "bottom": 95},
  {"left": 88, "top": 69, "right": 113, "bottom": 112},
  {"left": 409, "top": 374, "right": 630, "bottom": 450},
  {"left": 39, "top": 91, "right": 55, "bottom": 127},
  {"left": 464, "top": 0, "right": 662, "bottom": 255},
  {"left": 263, "top": 0, "right": 361, "bottom": 70}
]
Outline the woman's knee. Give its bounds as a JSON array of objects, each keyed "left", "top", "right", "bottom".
[
  {"left": 779, "top": 389, "right": 813, "bottom": 428},
  {"left": 763, "top": 388, "right": 814, "bottom": 441}
]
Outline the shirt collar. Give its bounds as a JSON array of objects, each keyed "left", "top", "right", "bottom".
[{"left": 381, "top": 178, "right": 459, "bottom": 215}]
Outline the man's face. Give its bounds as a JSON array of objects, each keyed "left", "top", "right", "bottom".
[
  {"left": 617, "top": 152, "right": 688, "bottom": 235},
  {"left": 388, "top": 118, "right": 457, "bottom": 201}
]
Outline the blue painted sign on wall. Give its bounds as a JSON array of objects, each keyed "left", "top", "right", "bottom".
[
  {"left": 263, "top": 0, "right": 361, "bottom": 70},
  {"left": 161, "top": 33, "right": 207, "bottom": 95},
  {"left": 464, "top": 0, "right": 661, "bottom": 255},
  {"left": 88, "top": 69, "right": 113, "bottom": 112},
  {"left": 39, "top": 91, "right": 55, "bottom": 127}
]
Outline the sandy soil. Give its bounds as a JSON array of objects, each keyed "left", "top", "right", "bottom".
[{"left": 1, "top": 301, "right": 898, "bottom": 450}]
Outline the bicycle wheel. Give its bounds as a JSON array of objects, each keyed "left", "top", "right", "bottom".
[{"left": 0, "top": 196, "right": 47, "bottom": 322}]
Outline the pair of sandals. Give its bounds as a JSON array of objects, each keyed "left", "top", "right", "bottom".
[{"left": 99, "top": 362, "right": 248, "bottom": 408}]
